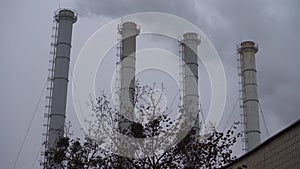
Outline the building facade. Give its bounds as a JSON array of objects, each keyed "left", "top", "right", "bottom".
[{"left": 223, "top": 119, "right": 300, "bottom": 169}]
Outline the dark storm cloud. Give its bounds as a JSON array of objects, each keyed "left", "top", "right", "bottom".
[
  {"left": 75, "top": 0, "right": 197, "bottom": 19},
  {"left": 1, "top": 1, "right": 299, "bottom": 168},
  {"left": 74, "top": 0, "right": 300, "bottom": 134},
  {"left": 191, "top": 0, "right": 300, "bottom": 127}
]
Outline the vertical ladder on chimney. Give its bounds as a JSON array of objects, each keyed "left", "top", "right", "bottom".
[
  {"left": 41, "top": 18, "right": 58, "bottom": 168},
  {"left": 115, "top": 28, "right": 122, "bottom": 112},
  {"left": 236, "top": 45, "right": 248, "bottom": 152},
  {"left": 178, "top": 41, "right": 185, "bottom": 109}
]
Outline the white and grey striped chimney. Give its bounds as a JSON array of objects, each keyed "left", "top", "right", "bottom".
[
  {"left": 117, "top": 22, "right": 140, "bottom": 135},
  {"left": 181, "top": 32, "right": 201, "bottom": 138},
  {"left": 48, "top": 9, "right": 77, "bottom": 151},
  {"left": 238, "top": 41, "right": 261, "bottom": 151}
]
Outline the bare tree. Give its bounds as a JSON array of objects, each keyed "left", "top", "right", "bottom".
[{"left": 47, "top": 83, "right": 240, "bottom": 169}]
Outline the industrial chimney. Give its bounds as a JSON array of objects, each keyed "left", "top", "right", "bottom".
[
  {"left": 47, "top": 9, "right": 77, "bottom": 153},
  {"left": 181, "top": 32, "right": 201, "bottom": 138},
  {"left": 117, "top": 22, "right": 140, "bottom": 136},
  {"left": 238, "top": 41, "right": 261, "bottom": 151}
]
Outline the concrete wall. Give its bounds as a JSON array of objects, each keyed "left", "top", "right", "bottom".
[{"left": 222, "top": 120, "right": 300, "bottom": 169}]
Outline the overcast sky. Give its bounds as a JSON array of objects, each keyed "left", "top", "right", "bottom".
[{"left": 1, "top": 0, "right": 299, "bottom": 169}]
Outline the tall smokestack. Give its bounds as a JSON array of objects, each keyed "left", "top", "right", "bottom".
[
  {"left": 117, "top": 22, "right": 140, "bottom": 136},
  {"left": 181, "top": 32, "right": 201, "bottom": 138},
  {"left": 116, "top": 22, "right": 139, "bottom": 164},
  {"left": 238, "top": 41, "right": 261, "bottom": 151},
  {"left": 47, "top": 9, "right": 77, "bottom": 151}
]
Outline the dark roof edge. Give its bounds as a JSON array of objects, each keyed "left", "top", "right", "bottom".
[{"left": 223, "top": 118, "right": 300, "bottom": 168}]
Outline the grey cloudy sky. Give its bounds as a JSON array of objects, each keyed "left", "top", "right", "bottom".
[{"left": 0, "top": 0, "right": 299, "bottom": 168}]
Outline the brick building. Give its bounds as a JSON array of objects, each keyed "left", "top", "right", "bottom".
[{"left": 222, "top": 119, "right": 300, "bottom": 169}]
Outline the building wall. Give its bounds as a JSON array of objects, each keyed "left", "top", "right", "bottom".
[{"left": 223, "top": 120, "right": 300, "bottom": 169}]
